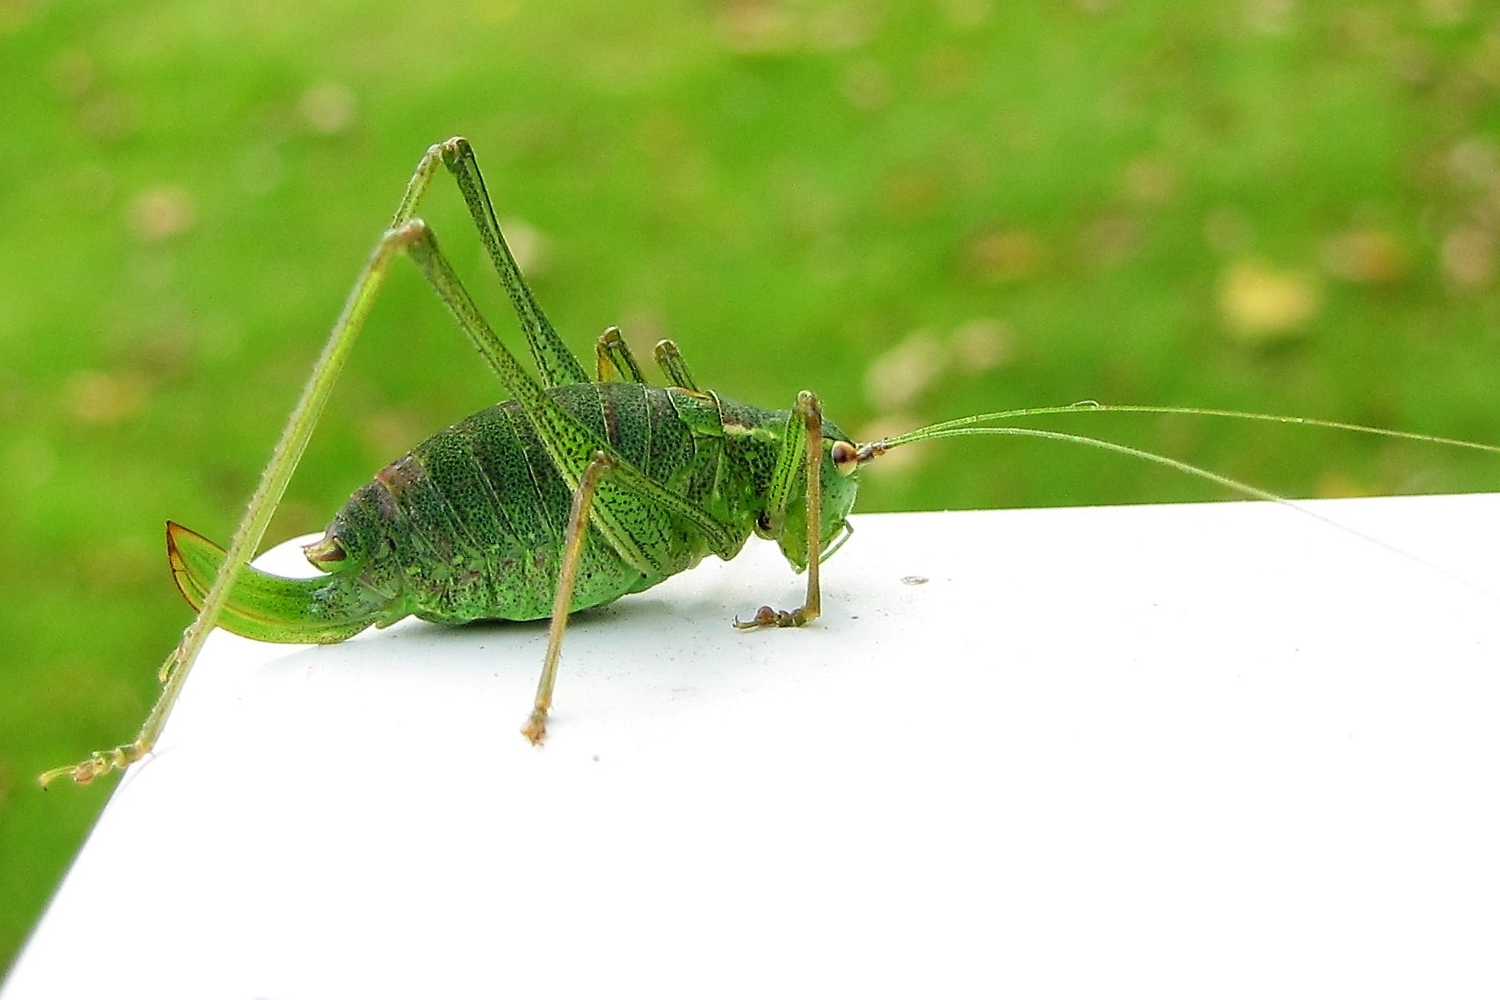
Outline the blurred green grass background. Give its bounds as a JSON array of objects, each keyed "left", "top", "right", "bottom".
[{"left": 3, "top": 0, "right": 1498, "bottom": 973}]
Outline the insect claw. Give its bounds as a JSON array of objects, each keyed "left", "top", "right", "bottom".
[
  {"left": 734, "top": 605, "right": 811, "bottom": 628},
  {"left": 38, "top": 753, "right": 106, "bottom": 788},
  {"left": 522, "top": 710, "right": 549, "bottom": 746},
  {"left": 36, "top": 766, "right": 69, "bottom": 789},
  {"left": 38, "top": 738, "right": 151, "bottom": 788},
  {"left": 733, "top": 605, "right": 776, "bottom": 629}
]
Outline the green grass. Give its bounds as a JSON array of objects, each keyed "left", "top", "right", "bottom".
[{"left": 3, "top": 0, "right": 1498, "bottom": 973}]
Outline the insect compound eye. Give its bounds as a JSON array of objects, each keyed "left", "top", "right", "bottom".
[{"left": 831, "top": 440, "right": 858, "bottom": 476}]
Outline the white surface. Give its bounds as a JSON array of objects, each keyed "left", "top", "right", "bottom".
[{"left": 8, "top": 497, "right": 1500, "bottom": 999}]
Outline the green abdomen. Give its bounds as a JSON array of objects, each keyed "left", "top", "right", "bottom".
[{"left": 323, "top": 382, "right": 725, "bottom": 624}]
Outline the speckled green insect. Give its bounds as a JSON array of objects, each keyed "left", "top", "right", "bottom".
[
  {"left": 43, "top": 137, "right": 865, "bottom": 785},
  {"left": 44, "top": 137, "right": 1500, "bottom": 788}
]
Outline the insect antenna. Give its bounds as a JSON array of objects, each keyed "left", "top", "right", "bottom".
[
  {"left": 858, "top": 402, "right": 1500, "bottom": 461},
  {"left": 854, "top": 402, "right": 1500, "bottom": 597}
]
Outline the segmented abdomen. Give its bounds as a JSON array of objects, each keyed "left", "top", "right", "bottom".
[{"left": 324, "top": 380, "right": 723, "bottom": 624}]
